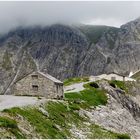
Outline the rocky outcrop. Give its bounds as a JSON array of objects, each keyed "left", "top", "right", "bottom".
[
  {"left": 1, "top": 18, "right": 140, "bottom": 93},
  {"left": 83, "top": 80, "right": 140, "bottom": 138}
]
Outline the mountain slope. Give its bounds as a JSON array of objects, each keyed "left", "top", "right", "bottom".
[
  {"left": 1, "top": 18, "right": 140, "bottom": 93},
  {"left": 0, "top": 80, "right": 132, "bottom": 139},
  {"left": 0, "top": 25, "right": 89, "bottom": 93},
  {"left": 2, "top": 78, "right": 140, "bottom": 138},
  {"left": 79, "top": 25, "right": 119, "bottom": 45}
]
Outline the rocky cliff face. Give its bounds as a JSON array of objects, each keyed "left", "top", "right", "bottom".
[
  {"left": 84, "top": 80, "right": 140, "bottom": 138},
  {"left": 1, "top": 18, "right": 140, "bottom": 94}
]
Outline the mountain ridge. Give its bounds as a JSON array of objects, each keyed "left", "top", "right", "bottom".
[{"left": 0, "top": 18, "right": 140, "bottom": 94}]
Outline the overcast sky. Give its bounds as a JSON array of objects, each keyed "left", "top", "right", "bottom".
[{"left": 0, "top": 1, "right": 140, "bottom": 33}]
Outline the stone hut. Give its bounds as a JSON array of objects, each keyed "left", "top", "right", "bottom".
[
  {"left": 108, "top": 72, "right": 126, "bottom": 81},
  {"left": 90, "top": 72, "right": 135, "bottom": 82},
  {"left": 13, "top": 71, "right": 64, "bottom": 99}
]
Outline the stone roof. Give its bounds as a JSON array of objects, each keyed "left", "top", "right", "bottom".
[
  {"left": 37, "top": 71, "right": 63, "bottom": 84},
  {"left": 14, "top": 71, "right": 63, "bottom": 84}
]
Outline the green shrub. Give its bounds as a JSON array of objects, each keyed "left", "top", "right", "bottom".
[
  {"left": 0, "top": 116, "right": 17, "bottom": 128},
  {"left": 83, "top": 82, "right": 100, "bottom": 89},
  {"left": 109, "top": 80, "right": 127, "bottom": 91},
  {"left": 109, "top": 82, "right": 116, "bottom": 88},
  {"left": 89, "top": 82, "right": 99, "bottom": 88},
  {"left": 117, "top": 133, "right": 130, "bottom": 139}
]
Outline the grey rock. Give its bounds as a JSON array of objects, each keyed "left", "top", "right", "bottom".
[
  {"left": 89, "top": 80, "right": 140, "bottom": 138},
  {"left": 1, "top": 19, "right": 140, "bottom": 94},
  {"left": 38, "top": 107, "right": 49, "bottom": 117}
]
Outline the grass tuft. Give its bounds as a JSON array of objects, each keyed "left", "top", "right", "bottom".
[
  {"left": 64, "top": 77, "right": 89, "bottom": 86},
  {"left": 0, "top": 116, "right": 25, "bottom": 139},
  {"left": 89, "top": 124, "right": 130, "bottom": 139}
]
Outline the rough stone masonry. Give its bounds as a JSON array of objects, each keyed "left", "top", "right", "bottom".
[{"left": 13, "top": 71, "right": 64, "bottom": 99}]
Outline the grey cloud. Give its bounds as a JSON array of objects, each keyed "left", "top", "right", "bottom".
[{"left": 0, "top": 1, "right": 140, "bottom": 33}]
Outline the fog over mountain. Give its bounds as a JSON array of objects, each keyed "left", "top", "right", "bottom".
[
  {"left": 1, "top": 2, "right": 140, "bottom": 139},
  {"left": 0, "top": 1, "right": 140, "bottom": 94},
  {"left": 0, "top": 1, "right": 140, "bottom": 33}
]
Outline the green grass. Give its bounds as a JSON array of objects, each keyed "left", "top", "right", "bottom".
[
  {"left": 3, "top": 102, "right": 84, "bottom": 139},
  {"left": 109, "top": 80, "right": 126, "bottom": 90},
  {"left": 64, "top": 77, "right": 89, "bottom": 86},
  {"left": 1, "top": 79, "right": 131, "bottom": 139},
  {"left": 65, "top": 82, "right": 107, "bottom": 109},
  {"left": 0, "top": 116, "right": 25, "bottom": 139},
  {"left": 46, "top": 102, "right": 84, "bottom": 128},
  {"left": 79, "top": 25, "right": 119, "bottom": 45},
  {"left": 3, "top": 107, "right": 68, "bottom": 138},
  {"left": 0, "top": 116, "right": 17, "bottom": 128},
  {"left": 79, "top": 25, "right": 109, "bottom": 44},
  {"left": 109, "top": 80, "right": 136, "bottom": 95},
  {"left": 2, "top": 100, "right": 131, "bottom": 139},
  {"left": 89, "top": 124, "right": 130, "bottom": 139}
]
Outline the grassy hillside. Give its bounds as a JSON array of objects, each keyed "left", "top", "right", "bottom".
[
  {"left": 1, "top": 101, "right": 130, "bottom": 139},
  {"left": 79, "top": 25, "right": 119, "bottom": 44},
  {"left": 65, "top": 82, "right": 107, "bottom": 109},
  {"left": 0, "top": 81, "right": 130, "bottom": 139}
]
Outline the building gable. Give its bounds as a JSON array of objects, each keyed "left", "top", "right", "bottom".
[{"left": 13, "top": 71, "right": 64, "bottom": 99}]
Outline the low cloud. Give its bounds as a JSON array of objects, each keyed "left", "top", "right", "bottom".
[{"left": 0, "top": 1, "right": 140, "bottom": 33}]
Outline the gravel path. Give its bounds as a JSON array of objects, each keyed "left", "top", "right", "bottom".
[
  {"left": 0, "top": 95, "right": 46, "bottom": 111},
  {"left": 0, "top": 76, "right": 97, "bottom": 110},
  {"left": 64, "top": 82, "right": 86, "bottom": 93},
  {"left": 64, "top": 76, "right": 95, "bottom": 93}
]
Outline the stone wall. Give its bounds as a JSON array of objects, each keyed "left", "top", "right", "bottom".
[{"left": 13, "top": 72, "right": 64, "bottom": 99}]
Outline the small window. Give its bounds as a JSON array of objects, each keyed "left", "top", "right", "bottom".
[
  {"left": 111, "top": 77, "right": 116, "bottom": 80},
  {"left": 32, "top": 75, "right": 38, "bottom": 80},
  {"left": 32, "top": 85, "right": 38, "bottom": 91}
]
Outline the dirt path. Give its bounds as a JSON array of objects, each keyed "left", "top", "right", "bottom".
[
  {"left": 64, "top": 76, "right": 96, "bottom": 93},
  {"left": 0, "top": 95, "right": 46, "bottom": 111},
  {"left": 64, "top": 82, "right": 87, "bottom": 93}
]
